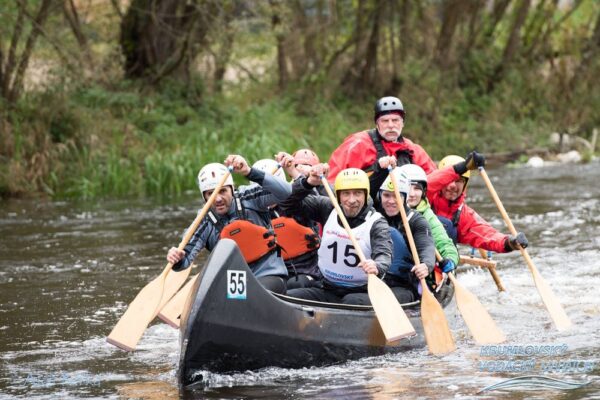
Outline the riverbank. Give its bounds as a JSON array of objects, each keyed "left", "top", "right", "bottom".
[{"left": 1, "top": 81, "right": 596, "bottom": 200}]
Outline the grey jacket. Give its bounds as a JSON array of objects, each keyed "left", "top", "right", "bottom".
[{"left": 173, "top": 168, "right": 291, "bottom": 278}]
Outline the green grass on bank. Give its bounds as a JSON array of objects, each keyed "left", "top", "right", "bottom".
[{"left": 0, "top": 76, "right": 584, "bottom": 200}]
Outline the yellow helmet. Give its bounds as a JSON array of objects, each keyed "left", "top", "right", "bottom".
[
  {"left": 438, "top": 155, "right": 470, "bottom": 178},
  {"left": 334, "top": 168, "right": 370, "bottom": 198}
]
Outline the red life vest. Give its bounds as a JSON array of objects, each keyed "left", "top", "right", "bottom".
[
  {"left": 272, "top": 216, "right": 320, "bottom": 260},
  {"left": 219, "top": 219, "right": 277, "bottom": 263}
]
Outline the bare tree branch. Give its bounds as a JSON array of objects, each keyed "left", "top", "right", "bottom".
[
  {"left": 110, "top": 0, "right": 124, "bottom": 19},
  {"left": 488, "top": 0, "right": 531, "bottom": 92},
  {"left": 9, "top": 0, "right": 54, "bottom": 102},
  {"left": 2, "top": 1, "right": 26, "bottom": 98},
  {"left": 63, "top": 0, "right": 89, "bottom": 52}
]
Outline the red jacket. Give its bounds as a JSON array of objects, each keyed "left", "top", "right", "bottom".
[
  {"left": 327, "top": 130, "right": 437, "bottom": 182},
  {"left": 427, "top": 166, "right": 509, "bottom": 253}
]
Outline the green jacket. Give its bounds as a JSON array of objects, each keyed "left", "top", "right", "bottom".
[{"left": 416, "top": 199, "right": 459, "bottom": 265}]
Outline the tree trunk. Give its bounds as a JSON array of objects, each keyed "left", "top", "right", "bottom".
[
  {"left": 1, "top": 1, "right": 26, "bottom": 99},
  {"left": 573, "top": 7, "right": 600, "bottom": 78},
  {"left": 480, "top": 0, "right": 512, "bottom": 47},
  {"left": 7, "top": 0, "right": 54, "bottom": 103},
  {"left": 213, "top": 10, "right": 235, "bottom": 94},
  {"left": 359, "top": 0, "right": 384, "bottom": 91},
  {"left": 63, "top": 0, "right": 93, "bottom": 71},
  {"left": 488, "top": 0, "right": 531, "bottom": 92},
  {"left": 398, "top": 0, "right": 410, "bottom": 61},
  {"left": 270, "top": 0, "right": 289, "bottom": 91},
  {"left": 460, "top": 1, "right": 484, "bottom": 60},
  {"left": 434, "top": 0, "right": 466, "bottom": 69},
  {"left": 120, "top": 0, "right": 215, "bottom": 82}
]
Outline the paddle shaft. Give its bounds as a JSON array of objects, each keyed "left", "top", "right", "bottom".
[
  {"left": 435, "top": 249, "right": 461, "bottom": 287},
  {"left": 271, "top": 164, "right": 282, "bottom": 175},
  {"left": 106, "top": 167, "right": 232, "bottom": 351},
  {"left": 177, "top": 168, "right": 233, "bottom": 251},
  {"left": 158, "top": 167, "right": 234, "bottom": 306},
  {"left": 479, "top": 168, "right": 549, "bottom": 276},
  {"left": 319, "top": 175, "right": 416, "bottom": 342},
  {"left": 478, "top": 166, "right": 545, "bottom": 276},
  {"left": 478, "top": 167, "right": 571, "bottom": 331},
  {"left": 459, "top": 255, "right": 497, "bottom": 269},
  {"left": 388, "top": 168, "right": 456, "bottom": 354},
  {"left": 392, "top": 180, "right": 429, "bottom": 290},
  {"left": 388, "top": 171, "right": 420, "bottom": 265},
  {"left": 435, "top": 248, "right": 459, "bottom": 285},
  {"left": 320, "top": 176, "right": 367, "bottom": 262},
  {"left": 158, "top": 167, "right": 233, "bottom": 303}
]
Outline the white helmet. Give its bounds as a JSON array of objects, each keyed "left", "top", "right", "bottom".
[
  {"left": 380, "top": 167, "right": 410, "bottom": 197},
  {"left": 252, "top": 159, "right": 286, "bottom": 181},
  {"left": 398, "top": 164, "right": 427, "bottom": 192},
  {"left": 197, "top": 163, "right": 234, "bottom": 193}
]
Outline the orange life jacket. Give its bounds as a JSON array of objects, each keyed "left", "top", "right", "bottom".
[
  {"left": 219, "top": 219, "right": 276, "bottom": 263},
  {"left": 272, "top": 216, "right": 320, "bottom": 260}
]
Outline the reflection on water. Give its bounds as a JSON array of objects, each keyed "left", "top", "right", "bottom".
[{"left": 0, "top": 163, "right": 599, "bottom": 399}]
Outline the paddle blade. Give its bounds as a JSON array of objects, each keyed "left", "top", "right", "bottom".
[
  {"left": 158, "top": 273, "right": 199, "bottom": 328},
  {"left": 368, "top": 275, "right": 416, "bottom": 342},
  {"left": 106, "top": 265, "right": 170, "bottom": 351},
  {"left": 420, "top": 287, "right": 456, "bottom": 355},
  {"left": 155, "top": 266, "right": 191, "bottom": 315},
  {"left": 526, "top": 253, "right": 572, "bottom": 331},
  {"left": 449, "top": 274, "right": 506, "bottom": 344},
  {"left": 107, "top": 265, "right": 189, "bottom": 351}
]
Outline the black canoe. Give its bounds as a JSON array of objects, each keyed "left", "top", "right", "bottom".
[{"left": 178, "top": 239, "right": 455, "bottom": 387}]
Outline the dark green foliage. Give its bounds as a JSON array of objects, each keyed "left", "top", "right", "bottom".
[{"left": 1, "top": 0, "right": 598, "bottom": 199}]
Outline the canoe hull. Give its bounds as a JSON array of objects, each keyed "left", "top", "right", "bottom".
[{"left": 178, "top": 239, "right": 454, "bottom": 386}]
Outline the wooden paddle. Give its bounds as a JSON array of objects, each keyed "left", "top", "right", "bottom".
[
  {"left": 158, "top": 273, "right": 200, "bottom": 328},
  {"left": 320, "top": 176, "right": 416, "bottom": 342},
  {"left": 459, "top": 255, "right": 497, "bottom": 269},
  {"left": 435, "top": 249, "right": 506, "bottom": 344},
  {"left": 388, "top": 168, "right": 456, "bottom": 354},
  {"left": 158, "top": 162, "right": 283, "bottom": 328},
  {"left": 107, "top": 167, "right": 233, "bottom": 351},
  {"left": 479, "top": 167, "right": 572, "bottom": 331}
]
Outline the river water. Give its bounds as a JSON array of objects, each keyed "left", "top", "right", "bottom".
[{"left": 0, "top": 163, "right": 599, "bottom": 399}]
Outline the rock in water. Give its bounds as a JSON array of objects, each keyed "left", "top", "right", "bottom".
[
  {"left": 526, "top": 156, "right": 544, "bottom": 167},
  {"left": 556, "top": 150, "right": 582, "bottom": 163}
]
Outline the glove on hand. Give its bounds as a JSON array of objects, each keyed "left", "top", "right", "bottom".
[
  {"left": 465, "top": 151, "right": 485, "bottom": 170},
  {"left": 439, "top": 258, "right": 456, "bottom": 273},
  {"left": 506, "top": 232, "right": 529, "bottom": 251},
  {"left": 453, "top": 160, "right": 468, "bottom": 175}
]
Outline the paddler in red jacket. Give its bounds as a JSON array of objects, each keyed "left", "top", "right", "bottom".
[
  {"left": 327, "top": 96, "right": 437, "bottom": 196},
  {"left": 427, "top": 151, "right": 529, "bottom": 253}
]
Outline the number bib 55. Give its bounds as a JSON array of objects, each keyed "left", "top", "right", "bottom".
[{"left": 227, "top": 270, "right": 247, "bottom": 299}]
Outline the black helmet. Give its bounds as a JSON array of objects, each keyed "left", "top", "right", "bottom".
[{"left": 374, "top": 96, "right": 405, "bottom": 122}]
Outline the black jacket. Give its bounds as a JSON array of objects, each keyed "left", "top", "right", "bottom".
[
  {"left": 279, "top": 177, "right": 392, "bottom": 276},
  {"left": 380, "top": 207, "right": 436, "bottom": 274}
]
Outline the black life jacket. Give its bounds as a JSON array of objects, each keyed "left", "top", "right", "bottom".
[{"left": 366, "top": 129, "right": 414, "bottom": 174}]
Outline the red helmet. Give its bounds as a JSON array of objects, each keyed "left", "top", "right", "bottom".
[{"left": 292, "top": 149, "right": 319, "bottom": 166}]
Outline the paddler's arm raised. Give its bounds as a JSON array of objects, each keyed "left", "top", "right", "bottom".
[
  {"left": 225, "top": 154, "right": 292, "bottom": 206},
  {"left": 279, "top": 163, "right": 332, "bottom": 225}
]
